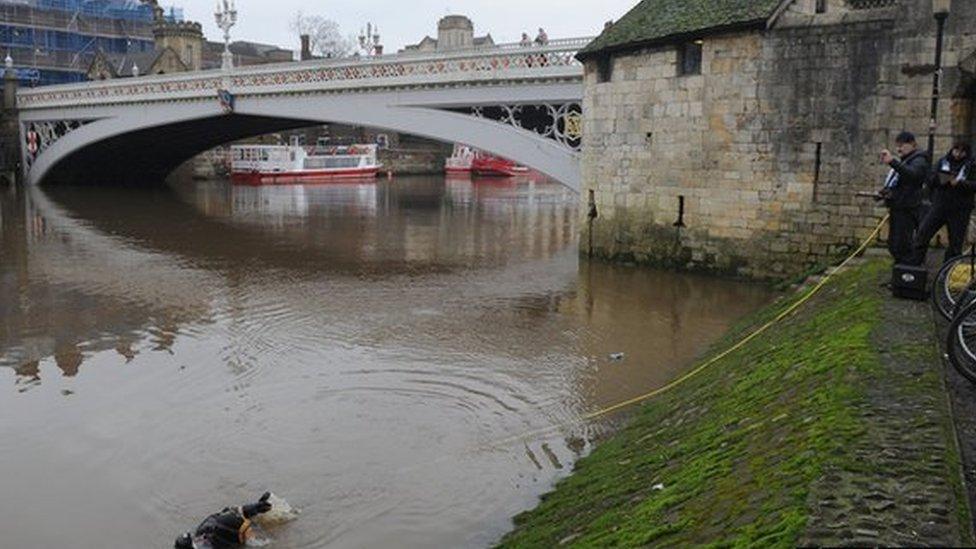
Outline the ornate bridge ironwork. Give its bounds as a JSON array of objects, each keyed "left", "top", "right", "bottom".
[
  {"left": 457, "top": 103, "right": 583, "bottom": 151},
  {"left": 18, "top": 37, "right": 590, "bottom": 109},
  {"left": 23, "top": 120, "right": 94, "bottom": 171},
  {"left": 17, "top": 36, "right": 592, "bottom": 188}
]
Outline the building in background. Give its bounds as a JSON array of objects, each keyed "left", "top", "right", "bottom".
[
  {"left": 86, "top": 8, "right": 293, "bottom": 79},
  {"left": 402, "top": 15, "right": 494, "bottom": 53},
  {"left": 87, "top": 13, "right": 201, "bottom": 79},
  {"left": 0, "top": 0, "right": 184, "bottom": 86},
  {"left": 202, "top": 40, "right": 293, "bottom": 69}
]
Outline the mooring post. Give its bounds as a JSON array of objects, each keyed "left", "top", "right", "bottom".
[{"left": 587, "top": 189, "right": 598, "bottom": 258}]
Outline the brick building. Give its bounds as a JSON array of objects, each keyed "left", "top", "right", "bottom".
[{"left": 578, "top": 0, "right": 976, "bottom": 279}]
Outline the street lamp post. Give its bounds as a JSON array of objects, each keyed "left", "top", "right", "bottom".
[
  {"left": 928, "top": 0, "right": 951, "bottom": 159},
  {"left": 358, "top": 23, "right": 381, "bottom": 56},
  {"left": 214, "top": 0, "right": 238, "bottom": 71}
]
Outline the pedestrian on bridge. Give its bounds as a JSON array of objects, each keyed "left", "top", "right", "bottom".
[
  {"left": 878, "top": 132, "right": 929, "bottom": 264},
  {"left": 909, "top": 142, "right": 976, "bottom": 265},
  {"left": 520, "top": 32, "right": 532, "bottom": 47},
  {"left": 535, "top": 28, "right": 549, "bottom": 46}
]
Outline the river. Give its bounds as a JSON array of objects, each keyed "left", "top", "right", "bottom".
[{"left": 0, "top": 175, "right": 773, "bottom": 548}]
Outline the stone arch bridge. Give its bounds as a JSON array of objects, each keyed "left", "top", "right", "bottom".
[{"left": 17, "top": 38, "right": 590, "bottom": 191}]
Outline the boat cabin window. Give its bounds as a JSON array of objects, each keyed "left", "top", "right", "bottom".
[{"left": 305, "top": 156, "right": 363, "bottom": 169}]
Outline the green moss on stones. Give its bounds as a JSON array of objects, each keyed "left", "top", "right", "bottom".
[{"left": 498, "top": 260, "right": 970, "bottom": 547}]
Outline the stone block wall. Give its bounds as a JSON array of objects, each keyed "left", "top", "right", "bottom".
[
  {"left": 582, "top": 0, "right": 976, "bottom": 279},
  {"left": 379, "top": 147, "right": 450, "bottom": 175}
]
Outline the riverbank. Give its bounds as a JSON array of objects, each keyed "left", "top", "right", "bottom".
[{"left": 499, "top": 258, "right": 973, "bottom": 547}]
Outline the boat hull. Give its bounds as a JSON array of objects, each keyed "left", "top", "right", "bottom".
[
  {"left": 471, "top": 158, "right": 529, "bottom": 177},
  {"left": 231, "top": 167, "right": 380, "bottom": 185}
]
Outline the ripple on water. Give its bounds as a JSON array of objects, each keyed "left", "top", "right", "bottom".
[{"left": 0, "top": 179, "right": 775, "bottom": 549}]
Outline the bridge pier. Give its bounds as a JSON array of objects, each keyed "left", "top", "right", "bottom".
[{"left": 1, "top": 56, "right": 20, "bottom": 186}]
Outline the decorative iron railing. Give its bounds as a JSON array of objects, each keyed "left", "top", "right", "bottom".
[
  {"left": 845, "top": 0, "right": 898, "bottom": 9},
  {"left": 17, "top": 37, "right": 593, "bottom": 110}
]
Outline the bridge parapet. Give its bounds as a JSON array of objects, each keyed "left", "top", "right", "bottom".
[{"left": 17, "top": 37, "right": 592, "bottom": 110}]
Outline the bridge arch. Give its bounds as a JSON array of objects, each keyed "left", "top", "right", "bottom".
[
  {"left": 19, "top": 37, "right": 591, "bottom": 191},
  {"left": 25, "top": 90, "right": 582, "bottom": 192}
]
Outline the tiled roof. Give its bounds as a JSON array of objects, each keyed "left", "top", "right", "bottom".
[
  {"left": 104, "top": 50, "right": 164, "bottom": 76},
  {"left": 579, "top": 0, "right": 783, "bottom": 59}
]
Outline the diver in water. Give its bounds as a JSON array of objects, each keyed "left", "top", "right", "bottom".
[{"left": 175, "top": 492, "right": 273, "bottom": 549}]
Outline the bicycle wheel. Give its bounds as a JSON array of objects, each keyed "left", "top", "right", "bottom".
[
  {"left": 933, "top": 254, "right": 976, "bottom": 321},
  {"left": 946, "top": 298, "right": 976, "bottom": 384}
]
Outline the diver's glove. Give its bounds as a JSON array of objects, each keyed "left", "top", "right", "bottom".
[
  {"left": 242, "top": 492, "right": 273, "bottom": 518},
  {"left": 174, "top": 532, "right": 194, "bottom": 549}
]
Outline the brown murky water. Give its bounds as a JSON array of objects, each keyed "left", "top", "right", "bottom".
[{"left": 0, "top": 175, "right": 773, "bottom": 548}]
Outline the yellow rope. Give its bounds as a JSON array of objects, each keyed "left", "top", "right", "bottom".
[{"left": 493, "top": 215, "right": 891, "bottom": 448}]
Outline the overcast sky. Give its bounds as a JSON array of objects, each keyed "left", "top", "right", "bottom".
[{"left": 181, "top": 0, "right": 637, "bottom": 54}]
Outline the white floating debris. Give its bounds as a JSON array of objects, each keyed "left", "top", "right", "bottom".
[
  {"left": 253, "top": 493, "right": 301, "bottom": 527},
  {"left": 652, "top": 483, "right": 665, "bottom": 491},
  {"left": 609, "top": 353, "right": 625, "bottom": 361}
]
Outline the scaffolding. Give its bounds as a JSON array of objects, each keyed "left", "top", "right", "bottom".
[{"left": 0, "top": 0, "right": 184, "bottom": 85}]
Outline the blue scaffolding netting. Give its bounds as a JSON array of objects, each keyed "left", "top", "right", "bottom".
[
  {"left": 4, "top": 1, "right": 183, "bottom": 23},
  {"left": 0, "top": 0, "right": 184, "bottom": 86}
]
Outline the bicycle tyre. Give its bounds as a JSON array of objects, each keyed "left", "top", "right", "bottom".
[
  {"left": 933, "top": 253, "right": 976, "bottom": 321},
  {"left": 946, "top": 298, "right": 976, "bottom": 384}
]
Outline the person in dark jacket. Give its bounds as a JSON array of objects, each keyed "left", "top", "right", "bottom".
[
  {"left": 879, "top": 131, "right": 930, "bottom": 264},
  {"left": 910, "top": 142, "right": 976, "bottom": 264},
  {"left": 174, "top": 492, "right": 272, "bottom": 549}
]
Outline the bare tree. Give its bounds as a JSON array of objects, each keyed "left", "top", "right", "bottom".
[{"left": 290, "top": 12, "right": 355, "bottom": 59}]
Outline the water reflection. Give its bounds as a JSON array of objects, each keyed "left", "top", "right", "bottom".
[{"left": 0, "top": 176, "right": 772, "bottom": 548}]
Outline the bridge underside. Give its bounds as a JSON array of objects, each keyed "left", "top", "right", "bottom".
[
  {"left": 45, "top": 115, "right": 317, "bottom": 186},
  {"left": 23, "top": 85, "right": 583, "bottom": 191}
]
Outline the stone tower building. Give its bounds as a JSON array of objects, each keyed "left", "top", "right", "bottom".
[
  {"left": 577, "top": 0, "right": 976, "bottom": 280},
  {"left": 437, "top": 15, "right": 475, "bottom": 50},
  {"left": 153, "top": 20, "right": 204, "bottom": 71},
  {"left": 401, "top": 15, "right": 494, "bottom": 53},
  {"left": 87, "top": 3, "right": 205, "bottom": 79}
]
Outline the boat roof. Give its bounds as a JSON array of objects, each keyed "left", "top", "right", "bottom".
[{"left": 230, "top": 144, "right": 291, "bottom": 150}]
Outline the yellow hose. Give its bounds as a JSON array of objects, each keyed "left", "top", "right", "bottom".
[{"left": 493, "top": 214, "right": 891, "bottom": 448}]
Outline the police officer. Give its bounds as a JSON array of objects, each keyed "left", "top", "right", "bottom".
[
  {"left": 910, "top": 142, "right": 976, "bottom": 265},
  {"left": 174, "top": 492, "right": 273, "bottom": 549},
  {"left": 880, "top": 132, "right": 930, "bottom": 264}
]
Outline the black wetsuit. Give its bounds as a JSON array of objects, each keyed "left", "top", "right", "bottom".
[
  {"left": 911, "top": 153, "right": 976, "bottom": 264},
  {"left": 192, "top": 507, "right": 252, "bottom": 548},
  {"left": 175, "top": 494, "right": 271, "bottom": 549}
]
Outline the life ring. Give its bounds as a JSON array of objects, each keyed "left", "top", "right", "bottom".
[{"left": 26, "top": 131, "right": 38, "bottom": 155}]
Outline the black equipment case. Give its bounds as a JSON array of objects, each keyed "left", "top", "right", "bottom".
[{"left": 891, "top": 264, "right": 928, "bottom": 301}]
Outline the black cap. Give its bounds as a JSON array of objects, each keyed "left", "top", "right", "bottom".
[{"left": 895, "top": 131, "right": 917, "bottom": 144}]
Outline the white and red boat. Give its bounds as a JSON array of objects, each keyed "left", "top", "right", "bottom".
[
  {"left": 230, "top": 144, "right": 381, "bottom": 185},
  {"left": 445, "top": 144, "right": 476, "bottom": 174},
  {"left": 444, "top": 144, "right": 528, "bottom": 177},
  {"left": 472, "top": 155, "right": 529, "bottom": 177}
]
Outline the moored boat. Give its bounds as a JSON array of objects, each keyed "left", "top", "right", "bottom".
[
  {"left": 445, "top": 144, "right": 475, "bottom": 174},
  {"left": 230, "top": 144, "right": 381, "bottom": 185},
  {"left": 471, "top": 154, "right": 529, "bottom": 177},
  {"left": 444, "top": 144, "right": 528, "bottom": 177}
]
